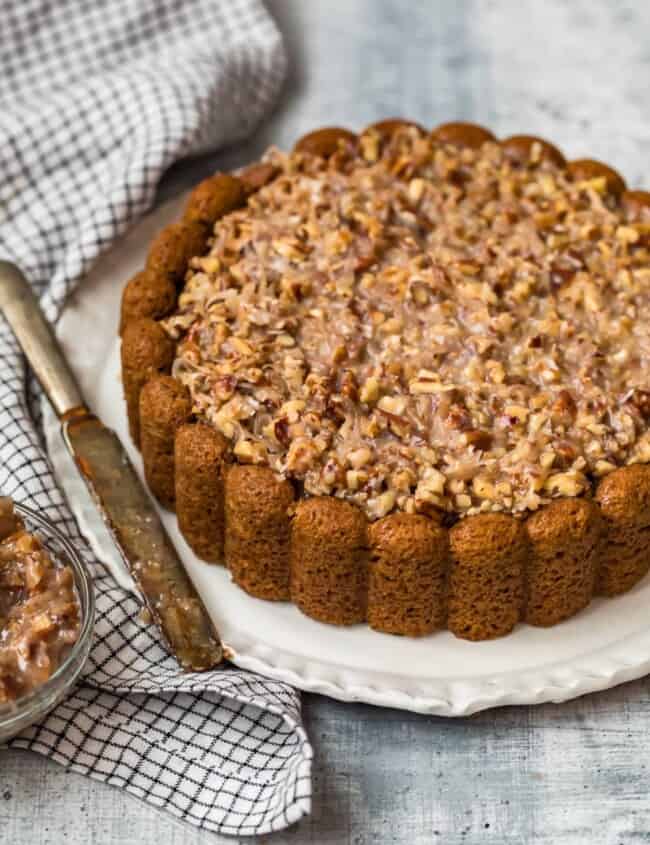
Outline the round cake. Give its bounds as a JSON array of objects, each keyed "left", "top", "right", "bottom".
[{"left": 120, "top": 120, "right": 650, "bottom": 640}]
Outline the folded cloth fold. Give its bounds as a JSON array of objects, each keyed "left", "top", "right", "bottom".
[{"left": 0, "top": 0, "right": 312, "bottom": 836}]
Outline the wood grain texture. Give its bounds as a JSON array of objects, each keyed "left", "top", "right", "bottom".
[{"left": 4, "top": 1, "right": 650, "bottom": 843}]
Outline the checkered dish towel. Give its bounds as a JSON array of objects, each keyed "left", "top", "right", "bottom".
[{"left": 0, "top": 0, "right": 313, "bottom": 837}]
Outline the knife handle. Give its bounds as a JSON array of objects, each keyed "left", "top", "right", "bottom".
[{"left": 0, "top": 261, "right": 84, "bottom": 417}]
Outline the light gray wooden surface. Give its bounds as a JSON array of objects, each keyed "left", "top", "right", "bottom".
[{"left": 3, "top": 1, "right": 650, "bottom": 843}]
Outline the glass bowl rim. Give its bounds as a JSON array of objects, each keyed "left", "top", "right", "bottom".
[{"left": 0, "top": 501, "right": 95, "bottom": 729}]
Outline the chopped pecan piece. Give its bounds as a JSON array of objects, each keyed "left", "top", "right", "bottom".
[
  {"left": 463, "top": 430, "right": 493, "bottom": 451},
  {"left": 627, "top": 389, "right": 650, "bottom": 421},
  {"left": 552, "top": 390, "right": 577, "bottom": 419}
]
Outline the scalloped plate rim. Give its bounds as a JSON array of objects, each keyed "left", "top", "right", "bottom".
[{"left": 43, "top": 190, "right": 650, "bottom": 717}]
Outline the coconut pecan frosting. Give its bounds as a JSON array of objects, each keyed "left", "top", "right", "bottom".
[{"left": 162, "top": 127, "right": 650, "bottom": 521}]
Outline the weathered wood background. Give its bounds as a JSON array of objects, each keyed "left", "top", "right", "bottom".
[{"left": 3, "top": 1, "right": 650, "bottom": 842}]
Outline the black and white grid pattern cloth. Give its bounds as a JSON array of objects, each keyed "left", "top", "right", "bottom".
[{"left": 0, "top": 0, "right": 313, "bottom": 836}]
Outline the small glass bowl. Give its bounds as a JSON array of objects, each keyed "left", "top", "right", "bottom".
[{"left": 0, "top": 503, "right": 95, "bottom": 743}]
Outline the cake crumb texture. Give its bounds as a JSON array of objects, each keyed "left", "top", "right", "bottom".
[
  {"left": 183, "top": 174, "right": 246, "bottom": 228},
  {"left": 175, "top": 423, "right": 229, "bottom": 562},
  {"left": 596, "top": 464, "right": 650, "bottom": 595},
  {"left": 146, "top": 220, "right": 207, "bottom": 283},
  {"left": 139, "top": 375, "right": 192, "bottom": 509},
  {"left": 368, "top": 513, "right": 449, "bottom": 636},
  {"left": 224, "top": 465, "right": 294, "bottom": 600},
  {"left": 525, "top": 498, "right": 601, "bottom": 626},
  {"left": 448, "top": 513, "right": 527, "bottom": 640},
  {"left": 119, "top": 269, "right": 177, "bottom": 334},
  {"left": 121, "top": 318, "right": 174, "bottom": 446},
  {"left": 291, "top": 497, "right": 369, "bottom": 625}
]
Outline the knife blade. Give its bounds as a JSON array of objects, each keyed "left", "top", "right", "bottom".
[{"left": 0, "top": 260, "right": 223, "bottom": 671}]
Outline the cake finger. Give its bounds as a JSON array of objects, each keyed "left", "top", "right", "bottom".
[
  {"left": 501, "top": 134, "right": 566, "bottom": 167},
  {"left": 120, "top": 318, "right": 174, "bottom": 447},
  {"left": 146, "top": 220, "right": 208, "bottom": 284},
  {"left": 139, "top": 375, "right": 192, "bottom": 510},
  {"left": 175, "top": 423, "right": 229, "bottom": 563},
  {"left": 525, "top": 498, "right": 602, "bottom": 626},
  {"left": 431, "top": 121, "right": 496, "bottom": 149},
  {"left": 238, "top": 163, "right": 280, "bottom": 194},
  {"left": 567, "top": 158, "right": 626, "bottom": 197},
  {"left": 290, "top": 497, "right": 369, "bottom": 625},
  {"left": 448, "top": 513, "right": 527, "bottom": 640},
  {"left": 293, "top": 126, "right": 357, "bottom": 157},
  {"left": 183, "top": 173, "right": 246, "bottom": 228},
  {"left": 595, "top": 465, "right": 650, "bottom": 595},
  {"left": 368, "top": 513, "right": 449, "bottom": 636},
  {"left": 224, "top": 465, "right": 294, "bottom": 601},
  {"left": 365, "top": 118, "right": 426, "bottom": 138},
  {"left": 119, "top": 269, "right": 177, "bottom": 335}
]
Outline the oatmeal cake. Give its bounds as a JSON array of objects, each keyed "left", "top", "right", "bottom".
[{"left": 120, "top": 120, "right": 650, "bottom": 640}]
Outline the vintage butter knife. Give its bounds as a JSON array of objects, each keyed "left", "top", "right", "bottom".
[{"left": 0, "top": 260, "right": 223, "bottom": 671}]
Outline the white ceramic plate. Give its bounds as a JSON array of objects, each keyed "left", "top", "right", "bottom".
[{"left": 45, "top": 194, "right": 650, "bottom": 716}]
